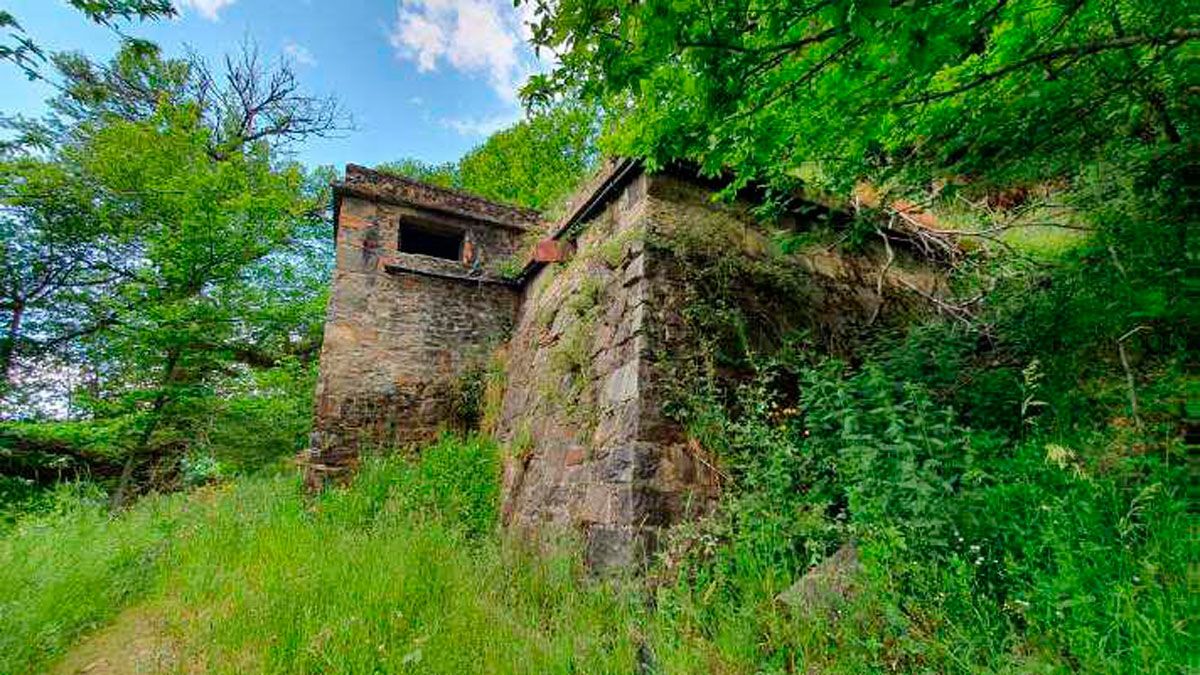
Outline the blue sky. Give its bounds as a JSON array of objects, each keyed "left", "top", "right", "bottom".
[{"left": 1, "top": 0, "right": 545, "bottom": 169}]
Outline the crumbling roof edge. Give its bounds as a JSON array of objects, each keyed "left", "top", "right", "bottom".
[
  {"left": 548, "top": 157, "right": 643, "bottom": 243},
  {"left": 382, "top": 262, "right": 518, "bottom": 288},
  {"left": 335, "top": 163, "right": 545, "bottom": 232}
]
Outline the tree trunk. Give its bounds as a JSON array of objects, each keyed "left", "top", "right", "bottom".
[
  {"left": 1, "top": 299, "right": 25, "bottom": 386},
  {"left": 109, "top": 349, "right": 180, "bottom": 511}
]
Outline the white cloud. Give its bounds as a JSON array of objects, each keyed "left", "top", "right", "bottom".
[
  {"left": 284, "top": 40, "right": 317, "bottom": 67},
  {"left": 440, "top": 111, "right": 521, "bottom": 137},
  {"left": 174, "top": 0, "right": 237, "bottom": 21},
  {"left": 393, "top": 12, "right": 446, "bottom": 72},
  {"left": 387, "top": 0, "right": 544, "bottom": 103}
]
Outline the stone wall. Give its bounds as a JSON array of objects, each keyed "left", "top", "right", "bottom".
[
  {"left": 496, "top": 173, "right": 725, "bottom": 569},
  {"left": 309, "top": 162, "right": 942, "bottom": 565},
  {"left": 639, "top": 176, "right": 939, "bottom": 356},
  {"left": 308, "top": 191, "right": 522, "bottom": 479},
  {"left": 495, "top": 171, "right": 935, "bottom": 568}
]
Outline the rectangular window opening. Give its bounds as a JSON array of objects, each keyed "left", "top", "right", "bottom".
[{"left": 399, "top": 223, "right": 463, "bottom": 260}]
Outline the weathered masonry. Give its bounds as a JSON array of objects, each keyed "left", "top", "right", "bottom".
[
  {"left": 308, "top": 161, "right": 936, "bottom": 568},
  {"left": 309, "top": 165, "right": 535, "bottom": 469}
]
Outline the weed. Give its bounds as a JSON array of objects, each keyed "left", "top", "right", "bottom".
[{"left": 493, "top": 256, "right": 525, "bottom": 281}]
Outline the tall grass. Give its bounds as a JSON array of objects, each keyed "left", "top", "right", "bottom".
[
  {"left": 0, "top": 483, "right": 191, "bottom": 672},
  {"left": 0, "top": 436, "right": 642, "bottom": 674},
  {"left": 1, "top": 422, "right": 1187, "bottom": 673},
  {"left": 156, "top": 437, "right": 641, "bottom": 673}
]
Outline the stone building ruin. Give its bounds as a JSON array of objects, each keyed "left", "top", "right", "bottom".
[{"left": 307, "top": 160, "right": 938, "bottom": 568}]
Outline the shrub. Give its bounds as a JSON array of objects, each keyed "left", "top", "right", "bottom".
[{"left": 651, "top": 341, "right": 1189, "bottom": 671}]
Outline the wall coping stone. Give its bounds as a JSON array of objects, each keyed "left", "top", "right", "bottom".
[{"left": 336, "top": 164, "right": 544, "bottom": 232}]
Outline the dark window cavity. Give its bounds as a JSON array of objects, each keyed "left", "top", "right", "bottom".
[{"left": 399, "top": 223, "right": 463, "bottom": 260}]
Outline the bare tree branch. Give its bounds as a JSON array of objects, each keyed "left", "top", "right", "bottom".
[{"left": 200, "top": 41, "right": 350, "bottom": 160}]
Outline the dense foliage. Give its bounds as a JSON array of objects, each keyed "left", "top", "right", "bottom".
[
  {"left": 0, "top": 43, "right": 336, "bottom": 504},
  {"left": 649, "top": 333, "right": 1186, "bottom": 670},
  {"left": 525, "top": 0, "right": 1193, "bottom": 197}
]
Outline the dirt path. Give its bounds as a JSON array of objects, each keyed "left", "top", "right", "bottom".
[{"left": 50, "top": 602, "right": 184, "bottom": 675}]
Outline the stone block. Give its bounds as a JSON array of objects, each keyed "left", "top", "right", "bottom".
[
  {"left": 595, "top": 444, "right": 634, "bottom": 482},
  {"left": 622, "top": 253, "right": 645, "bottom": 286},
  {"left": 592, "top": 402, "right": 639, "bottom": 448},
  {"left": 340, "top": 195, "right": 378, "bottom": 218},
  {"left": 602, "top": 361, "right": 639, "bottom": 407},
  {"left": 575, "top": 484, "right": 615, "bottom": 524},
  {"left": 612, "top": 304, "right": 645, "bottom": 345},
  {"left": 777, "top": 543, "right": 862, "bottom": 616},
  {"left": 563, "top": 446, "right": 587, "bottom": 466},
  {"left": 584, "top": 525, "right": 637, "bottom": 571},
  {"left": 595, "top": 442, "right": 661, "bottom": 483}
]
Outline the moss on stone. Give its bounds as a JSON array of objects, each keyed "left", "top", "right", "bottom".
[{"left": 592, "top": 226, "right": 646, "bottom": 269}]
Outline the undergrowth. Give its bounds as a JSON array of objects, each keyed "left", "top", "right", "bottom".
[
  {"left": 0, "top": 436, "right": 641, "bottom": 674},
  {"left": 0, "top": 351, "right": 1188, "bottom": 673},
  {"left": 641, "top": 161, "right": 1191, "bottom": 672},
  {"left": 650, "top": 350, "right": 1188, "bottom": 672}
]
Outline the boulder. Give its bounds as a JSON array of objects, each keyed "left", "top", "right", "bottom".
[{"left": 777, "top": 543, "right": 862, "bottom": 616}]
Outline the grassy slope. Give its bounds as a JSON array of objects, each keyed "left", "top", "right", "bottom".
[
  {"left": 3, "top": 426, "right": 1186, "bottom": 674},
  {"left": 1, "top": 437, "right": 641, "bottom": 675}
]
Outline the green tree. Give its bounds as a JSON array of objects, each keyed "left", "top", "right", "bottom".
[
  {"left": 71, "top": 103, "right": 325, "bottom": 505},
  {"left": 0, "top": 159, "right": 125, "bottom": 385},
  {"left": 0, "top": 44, "right": 338, "bottom": 503},
  {"left": 458, "top": 106, "right": 597, "bottom": 212},
  {"left": 375, "top": 158, "right": 460, "bottom": 189},
  {"left": 379, "top": 105, "right": 597, "bottom": 212}
]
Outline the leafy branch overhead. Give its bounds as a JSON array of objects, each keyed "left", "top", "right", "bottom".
[
  {"left": 1, "top": 1, "right": 174, "bottom": 80},
  {"left": 0, "top": 42, "right": 338, "bottom": 505},
  {"left": 523, "top": 0, "right": 1194, "bottom": 197}
]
